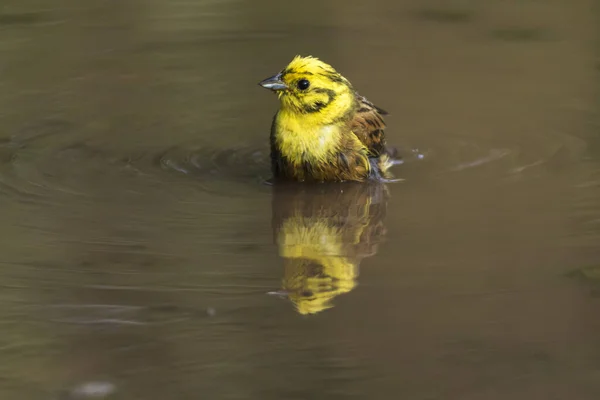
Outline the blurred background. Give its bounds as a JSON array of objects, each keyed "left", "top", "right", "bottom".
[{"left": 1, "top": 0, "right": 600, "bottom": 398}]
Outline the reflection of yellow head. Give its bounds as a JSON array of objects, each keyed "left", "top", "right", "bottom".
[
  {"left": 279, "top": 218, "right": 359, "bottom": 314},
  {"left": 271, "top": 182, "right": 389, "bottom": 315}
]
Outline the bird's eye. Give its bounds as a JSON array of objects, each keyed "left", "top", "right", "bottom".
[{"left": 297, "top": 79, "right": 310, "bottom": 90}]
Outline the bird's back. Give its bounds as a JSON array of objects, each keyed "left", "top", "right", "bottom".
[
  {"left": 348, "top": 93, "right": 396, "bottom": 180},
  {"left": 350, "top": 93, "right": 389, "bottom": 158}
]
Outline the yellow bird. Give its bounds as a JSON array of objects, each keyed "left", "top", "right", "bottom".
[{"left": 259, "top": 55, "right": 398, "bottom": 183}]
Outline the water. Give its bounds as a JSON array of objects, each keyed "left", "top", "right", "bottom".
[{"left": 1, "top": 0, "right": 600, "bottom": 398}]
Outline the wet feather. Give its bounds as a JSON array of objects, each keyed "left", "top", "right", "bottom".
[{"left": 259, "top": 55, "right": 397, "bottom": 182}]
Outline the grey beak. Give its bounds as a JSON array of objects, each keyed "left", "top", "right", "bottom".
[{"left": 259, "top": 73, "right": 287, "bottom": 91}]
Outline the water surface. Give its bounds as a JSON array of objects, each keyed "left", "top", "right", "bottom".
[{"left": 1, "top": 0, "right": 600, "bottom": 398}]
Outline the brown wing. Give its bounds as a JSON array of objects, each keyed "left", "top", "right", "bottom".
[{"left": 350, "top": 93, "right": 389, "bottom": 157}]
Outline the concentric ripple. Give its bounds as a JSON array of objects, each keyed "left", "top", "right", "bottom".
[
  {"left": 0, "top": 123, "right": 275, "bottom": 202},
  {"left": 155, "top": 141, "right": 272, "bottom": 184},
  {"left": 0, "top": 116, "right": 591, "bottom": 204}
]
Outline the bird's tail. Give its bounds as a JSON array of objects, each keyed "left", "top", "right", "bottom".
[{"left": 378, "top": 153, "right": 397, "bottom": 178}]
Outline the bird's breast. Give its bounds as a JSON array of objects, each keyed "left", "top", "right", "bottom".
[{"left": 274, "top": 113, "right": 342, "bottom": 164}]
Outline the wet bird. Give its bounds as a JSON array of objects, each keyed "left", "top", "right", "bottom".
[{"left": 259, "top": 55, "right": 398, "bottom": 183}]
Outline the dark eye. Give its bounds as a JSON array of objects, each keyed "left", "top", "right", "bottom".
[{"left": 297, "top": 79, "right": 310, "bottom": 90}]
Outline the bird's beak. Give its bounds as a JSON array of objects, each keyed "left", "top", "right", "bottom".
[{"left": 259, "top": 73, "right": 287, "bottom": 91}]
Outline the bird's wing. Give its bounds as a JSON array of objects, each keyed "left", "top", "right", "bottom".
[{"left": 350, "top": 93, "right": 389, "bottom": 157}]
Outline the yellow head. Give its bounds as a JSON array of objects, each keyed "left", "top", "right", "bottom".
[{"left": 259, "top": 55, "right": 355, "bottom": 120}]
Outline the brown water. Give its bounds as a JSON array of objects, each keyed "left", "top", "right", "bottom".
[{"left": 1, "top": 0, "right": 600, "bottom": 398}]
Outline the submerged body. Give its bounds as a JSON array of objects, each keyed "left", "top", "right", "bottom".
[{"left": 259, "top": 56, "right": 397, "bottom": 182}]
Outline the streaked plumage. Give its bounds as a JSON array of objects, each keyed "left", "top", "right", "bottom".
[{"left": 259, "top": 55, "right": 397, "bottom": 182}]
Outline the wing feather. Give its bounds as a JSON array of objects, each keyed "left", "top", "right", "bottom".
[{"left": 350, "top": 93, "right": 389, "bottom": 157}]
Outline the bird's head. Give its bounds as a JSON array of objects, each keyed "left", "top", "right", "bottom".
[{"left": 259, "top": 55, "right": 355, "bottom": 118}]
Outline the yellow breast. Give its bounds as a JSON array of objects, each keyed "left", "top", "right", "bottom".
[{"left": 274, "top": 111, "right": 343, "bottom": 165}]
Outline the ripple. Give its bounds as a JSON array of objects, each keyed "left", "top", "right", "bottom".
[
  {"left": 35, "top": 303, "right": 211, "bottom": 327},
  {"left": 0, "top": 141, "right": 140, "bottom": 205},
  {"left": 0, "top": 117, "right": 591, "bottom": 203},
  {"left": 68, "top": 381, "right": 116, "bottom": 399},
  {"left": 448, "top": 148, "right": 512, "bottom": 171},
  {"left": 0, "top": 132, "right": 274, "bottom": 203},
  {"left": 155, "top": 142, "right": 270, "bottom": 181},
  {"left": 0, "top": 12, "right": 44, "bottom": 26},
  {"left": 152, "top": 141, "right": 274, "bottom": 195},
  {"left": 396, "top": 127, "right": 591, "bottom": 184}
]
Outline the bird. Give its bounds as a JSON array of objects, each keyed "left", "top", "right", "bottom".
[{"left": 259, "top": 55, "right": 399, "bottom": 183}]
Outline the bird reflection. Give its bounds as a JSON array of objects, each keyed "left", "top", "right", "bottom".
[{"left": 269, "top": 181, "right": 389, "bottom": 315}]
